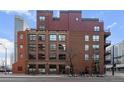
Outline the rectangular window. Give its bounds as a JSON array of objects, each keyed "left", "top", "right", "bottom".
[
  {"left": 49, "top": 34, "right": 57, "bottom": 41},
  {"left": 28, "top": 44, "right": 36, "bottom": 51},
  {"left": 49, "top": 53, "right": 57, "bottom": 60},
  {"left": 38, "top": 53, "right": 45, "bottom": 60},
  {"left": 39, "top": 16, "right": 45, "bottom": 21},
  {"left": 85, "top": 45, "right": 89, "bottom": 51},
  {"left": 94, "top": 26, "right": 100, "bottom": 31},
  {"left": 38, "top": 44, "right": 45, "bottom": 51},
  {"left": 53, "top": 11, "right": 60, "bottom": 18},
  {"left": 59, "top": 44, "right": 66, "bottom": 51},
  {"left": 85, "top": 35, "right": 89, "bottom": 41},
  {"left": 93, "top": 35, "right": 99, "bottom": 41},
  {"left": 39, "top": 25, "right": 45, "bottom": 30},
  {"left": 28, "top": 34, "right": 36, "bottom": 41},
  {"left": 85, "top": 54, "right": 89, "bottom": 61},
  {"left": 92, "top": 45, "right": 99, "bottom": 50},
  {"left": 50, "top": 43, "right": 56, "bottom": 50},
  {"left": 49, "top": 65, "right": 57, "bottom": 72},
  {"left": 38, "top": 35, "right": 45, "bottom": 41},
  {"left": 20, "top": 34, "right": 23, "bottom": 39},
  {"left": 59, "top": 54, "right": 66, "bottom": 60},
  {"left": 28, "top": 53, "right": 36, "bottom": 60},
  {"left": 20, "top": 45, "right": 23, "bottom": 49},
  {"left": 93, "top": 54, "right": 99, "bottom": 61},
  {"left": 59, "top": 35, "right": 66, "bottom": 41}
]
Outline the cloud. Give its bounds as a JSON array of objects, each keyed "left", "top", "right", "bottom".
[
  {"left": 0, "top": 38, "right": 14, "bottom": 65},
  {"left": 2, "top": 10, "right": 36, "bottom": 22},
  {"left": 107, "top": 22, "right": 117, "bottom": 29}
]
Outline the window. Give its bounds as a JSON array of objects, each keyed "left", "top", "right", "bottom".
[
  {"left": 38, "top": 53, "right": 45, "bottom": 60},
  {"left": 20, "top": 45, "right": 23, "bottom": 49},
  {"left": 53, "top": 11, "right": 60, "bottom": 18},
  {"left": 39, "top": 16, "right": 45, "bottom": 21},
  {"left": 38, "top": 35, "right": 45, "bottom": 41},
  {"left": 49, "top": 53, "right": 57, "bottom": 60},
  {"left": 29, "top": 44, "right": 36, "bottom": 51},
  {"left": 93, "top": 45, "right": 99, "bottom": 50},
  {"left": 20, "top": 34, "right": 23, "bottom": 39},
  {"left": 39, "top": 25, "right": 45, "bottom": 30},
  {"left": 28, "top": 53, "right": 36, "bottom": 60},
  {"left": 94, "top": 26, "right": 100, "bottom": 31},
  {"left": 93, "top": 35, "right": 99, "bottom": 41},
  {"left": 49, "top": 65, "right": 57, "bottom": 72},
  {"left": 59, "top": 54, "right": 66, "bottom": 60},
  {"left": 85, "top": 35, "right": 89, "bottom": 41},
  {"left": 85, "top": 54, "right": 89, "bottom": 61},
  {"left": 59, "top": 35, "right": 66, "bottom": 41},
  {"left": 49, "top": 34, "right": 57, "bottom": 41},
  {"left": 93, "top": 54, "right": 99, "bottom": 61},
  {"left": 59, "top": 44, "right": 66, "bottom": 51},
  {"left": 28, "top": 34, "right": 36, "bottom": 41},
  {"left": 85, "top": 45, "right": 89, "bottom": 51},
  {"left": 38, "top": 44, "right": 45, "bottom": 51},
  {"left": 50, "top": 43, "right": 56, "bottom": 50},
  {"left": 38, "top": 65, "right": 45, "bottom": 68}
]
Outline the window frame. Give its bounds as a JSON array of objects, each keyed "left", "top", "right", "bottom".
[
  {"left": 85, "top": 35, "right": 89, "bottom": 41},
  {"left": 58, "top": 34, "right": 66, "bottom": 41},
  {"left": 94, "top": 26, "right": 100, "bottom": 31},
  {"left": 93, "top": 35, "right": 99, "bottom": 41},
  {"left": 49, "top": 34, "right": 57, "bottom": 41}
]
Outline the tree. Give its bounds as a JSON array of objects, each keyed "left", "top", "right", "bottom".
[{"left": 66, "top": 49, "right": 76, "bottom": 76}]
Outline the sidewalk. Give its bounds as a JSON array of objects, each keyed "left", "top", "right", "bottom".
[
  {"left": 0, "top": 73, "right": 66, "bottom": 78},
  {"left": 0, "top": 71, "right": 124, "bottom": 78},
  {"left": 105, "top": 71, "right": 124, "bottom": 78}
]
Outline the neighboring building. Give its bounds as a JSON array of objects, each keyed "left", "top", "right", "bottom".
[
  {"left": 10, "top": 52, "right": 14, "bottom": 68},
  {"left": 12, "top": 10, "right": 111, "bottom": 74},
  {"left": 106, "top": 40, "right": 124, "bottom": 71},
  {"left": 14, "top": 16, "right": 29, "bottom": 63}
]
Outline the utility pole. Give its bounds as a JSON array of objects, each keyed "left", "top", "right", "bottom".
[{"left": 112, "top": 45, "right": 114, "bottom": 76}]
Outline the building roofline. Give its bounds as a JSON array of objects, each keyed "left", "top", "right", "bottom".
[
  {"left": 37, "top": 10, "right": 81, "bottom": 13},
  {"left": 82, "top": 18, "right": 99, "bottom": 21}
]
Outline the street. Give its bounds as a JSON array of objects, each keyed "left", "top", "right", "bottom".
[
  {"left": 0, "top": 76, "right": 124, "bottom": 82},
  {"left": 0, "top": 71, "right": 124, "bottom": 82}
]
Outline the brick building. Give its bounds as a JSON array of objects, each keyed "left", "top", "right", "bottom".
[{"left": 12, "top": 10, "right": 111, "bottom": 74}]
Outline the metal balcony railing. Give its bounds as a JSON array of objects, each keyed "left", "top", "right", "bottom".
[
  {"left": 105, "top": 40, "right": 111, "bottom": 47},
  {"left": 104, "top": 29, "right": 111, "bottom": 38}
]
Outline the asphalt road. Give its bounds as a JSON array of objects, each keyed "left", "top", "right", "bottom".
[{"left": 0, "top": 76, "right": 124, "bottom": 82}]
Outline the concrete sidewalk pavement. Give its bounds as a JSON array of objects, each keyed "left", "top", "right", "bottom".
[
  {"left": 105, "top": 71, "right": 124, "bottom": 78},
  {"left": 0, "top": 73, "right": 66, "bottom": 78},
  {"left": 0, "top": 71, "right": 124, "bottom": 78}
]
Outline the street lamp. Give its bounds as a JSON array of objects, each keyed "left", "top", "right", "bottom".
[{"left": 0, "top": 43, "right": 7, "bottom": 74}]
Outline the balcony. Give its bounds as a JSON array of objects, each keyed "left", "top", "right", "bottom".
[
  {"left": 105, "top": 40, "right": 111, "bottom": 47},
  {"left": 105, "top": 60, "right": 111, "bottom": 64},
  {"left": 104, "top": 29, "right": 111, "bottom": 38},
  {"left": 105, "top": 50, "right": 111, "bottom": 55}
]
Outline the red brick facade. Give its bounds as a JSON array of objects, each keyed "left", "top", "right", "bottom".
[{"left": 12, "top": 11, "right": 111, "bottom": 74}]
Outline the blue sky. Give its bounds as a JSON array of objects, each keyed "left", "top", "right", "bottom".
[
  {"left": 0, "top": 10, "right": 36, "bottom": 42},
  {"left": 0, "top": 10, "right": 124, "bottom": 64}
]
